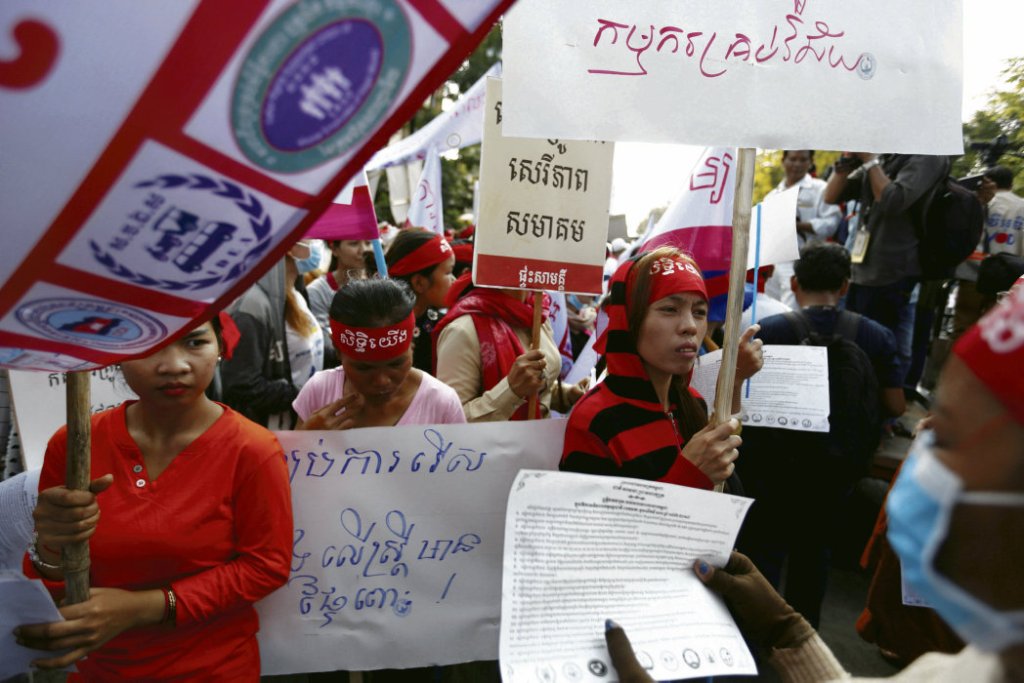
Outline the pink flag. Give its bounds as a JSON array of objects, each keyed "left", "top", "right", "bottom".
[
  {"left": 304, "top": 172, "right": 379, "bottom": 241},
  {"left": 0, "top": 1, "right": 513, "bottom": 371}
]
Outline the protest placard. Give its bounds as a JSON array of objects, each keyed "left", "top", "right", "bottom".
[
  {"left": 500, "top": 469, "right": 756, "bottom": 682},
  {"left": 473, "top": 78, "right": 614, "bottom": 295},
  {"left": 690, "top": 347, "right": 830, "bottom": 432},
  {"left": 8, "top": 367, "right": 136, "bottom": 471},
  {"left": 256, "top": 418, "right": 568, "bottom": 674},
  {"left": 0, "top": 1, "right": 513, "bottom": 371},
  {"left": 503, "top": 0, "right": 963, "bottom": 154}
]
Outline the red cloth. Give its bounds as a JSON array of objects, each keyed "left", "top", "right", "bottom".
[
  {"left": 432, "top": 283, "right": 549, "bottom": 420},
  {"left": 37, "top": 403, "right": 292, "bottom": 681},
  {"left": 953, "top": 284, "right": 1024, "bottom": 424},
  {"left": 387, "top": 232, "right": 452, "bottom": 276}
]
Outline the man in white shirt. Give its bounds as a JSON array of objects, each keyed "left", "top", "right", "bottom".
[{"left": 765, "top": 150, "right": 842, "bottom": 308}]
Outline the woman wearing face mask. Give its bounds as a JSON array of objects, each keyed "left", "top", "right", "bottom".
[
  {"left": 307, "top": 239, "right": 370, "bottom": 367},
  {"left": 606, "top": 284, "right": 1024, "bottom": 682},
  {"left": 561, "top": 247, "right": 764, "bottom": 489},
  {"left": 385, "top": 229, "right": 456, "bottom": 373},
  {"left": 293, "top": 278, "right": 465, "bottom": 429},
  {"left": 17, "top": 315, "right": 292, "bottom": 680},
  {"left": 221, "top": 240, "right": 323, "bottom": 429}
]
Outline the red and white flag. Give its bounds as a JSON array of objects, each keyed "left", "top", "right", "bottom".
[
  {"left": 404, "top": 146, "right": 445, "bottom": 234},
  {"left": 0, "top": 0, "right": 513, "bottom": 371}
]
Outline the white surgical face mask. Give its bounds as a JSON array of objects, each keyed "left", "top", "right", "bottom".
[{"left": 886, "top": 430, "right": 1024, "bottom": 651}]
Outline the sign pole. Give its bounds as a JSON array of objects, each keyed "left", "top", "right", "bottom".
[
  {"left": 63, "top": 370, "right": 92, "bottom": 604},
  {"left": 711, "top": 147, "right": 755, "bottom": 492},
  {"left": 527, "top": 290, "right": 543, "bottom": 420}
]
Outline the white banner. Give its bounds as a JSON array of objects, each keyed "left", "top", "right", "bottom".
[
  {"left": 474, "top": 78, "right": 614, "bottom": 295},
  {"left": 9, "top": 367, "right": 137, "bottom": 471},
  {"left": 503, "top": 0, "right": 963, "bottom": 154},
  {"left": 256, "top": 419, "right": 568, "bottom": 674},
  {"left": 367, "top": 62, "right": 501, "bottom": 170}
]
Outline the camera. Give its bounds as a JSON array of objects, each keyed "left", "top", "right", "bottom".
[{"left": 834, "top": 155, "right": 863, "bottom": 173}]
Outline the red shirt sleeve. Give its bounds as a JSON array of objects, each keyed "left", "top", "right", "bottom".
[{"left": 171, "top": 429, "right": 292, "bottom": 626}]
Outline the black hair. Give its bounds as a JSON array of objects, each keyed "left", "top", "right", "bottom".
[
  {"left": 782, "top": 150, "right": 815, "bottom": 162},
  {"left": 385, "top": 229, "right": 444, "bottom": 284},
  {"left": 793, "top": 242, "right": 851, "bottom": 292},
  {"left": 329, "top": 278, "right": 415, "bottom": 327},
  {"left": 986, "top": 165, "right": 1014, "bottom": 190}
]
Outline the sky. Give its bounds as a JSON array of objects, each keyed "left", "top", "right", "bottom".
[{"left": 609, "top": 0, "right": 1024, "bottom": 232}]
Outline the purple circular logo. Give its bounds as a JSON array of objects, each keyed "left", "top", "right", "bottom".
[{"left": 262, "top": 20, "right": 382, "bottom": 152}]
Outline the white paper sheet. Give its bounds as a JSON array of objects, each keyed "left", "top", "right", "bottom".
[
  {"left": 503, "top": 0, "right": 963, "bottom": 155},
  {"left": 749, "top": 186, "right": 801, "bottom": 270},
  {"left": 257, "top": 419, "right": 568, "bottom": 675},
  {"left": 500, "top": 470, "right": 756, "bottom": 682},
  {"left": 691, "top": 346, "right": 830, "bottom": 432},
  {"left": 0, "top": 572, "right": 68, "bottom": 679}
]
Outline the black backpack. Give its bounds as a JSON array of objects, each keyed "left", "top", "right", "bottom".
[
  {"left": 737, "top": 310, "right": 882, "bottom": 495},
  {"left": 915, "top": 158, "right": 986, "bottom": 279}
]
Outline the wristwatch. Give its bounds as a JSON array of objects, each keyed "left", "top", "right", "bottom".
[{"left": 860, "top": 158, "right": 882, "bottom": 173}]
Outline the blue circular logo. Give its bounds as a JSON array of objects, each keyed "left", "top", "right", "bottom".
[
  {"left": 232, "top": 1, "right": 411, "bottom": 173},
  {"left": 15, "top": 298, "right": 167, "bottom": 351}
]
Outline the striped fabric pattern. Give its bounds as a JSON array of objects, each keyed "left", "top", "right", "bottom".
[{"left": 560, "top": 258, "right": 712, "bottom": 489}]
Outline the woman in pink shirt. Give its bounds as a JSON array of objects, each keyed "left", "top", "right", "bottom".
[{"left": 294, "top": 278, "right": 465, "bottom": 428}]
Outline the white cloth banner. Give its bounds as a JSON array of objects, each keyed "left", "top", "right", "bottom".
[
  {"left": 500, "top": 470, "right": 757, "bottom": 682},
  {"left": 405, "top": 145, "right": 445, "bottom": 234},
  {"left": 256, "top": 419, "right": 568, "bottom": 674},
  {"left": 367, "top": 62, "right": 501, "bottom": 170},
  {"left": 0, "top": 0, "right": 513, "bottom": 371},
  {"left": 503, "top": 0, "right": 963, "bottom": 154}
]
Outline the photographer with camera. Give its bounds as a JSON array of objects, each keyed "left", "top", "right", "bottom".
[
  {"left": 823, "top": 153, "right": 947, "bottom": 385},
  {"left": 953, "top": 165, "right": 1024, "bottom": 336}
]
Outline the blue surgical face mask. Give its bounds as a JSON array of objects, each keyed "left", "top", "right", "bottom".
[
  {"left": 294, "top": 240, "right": 324, "bottom": 275},
  {"left": 886, "top": 430, "right": 1024, "bottom": 651}
]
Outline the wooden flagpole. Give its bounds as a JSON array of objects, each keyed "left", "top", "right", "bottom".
[
  {"left": 711, "top": 147, "right": 756, "bottom": 493},
  {"left": 527, "top": 290, "right": 544, "bottom": 419},
  {"left": 63, "top": 371, "right": 91, "bottom": 604}
]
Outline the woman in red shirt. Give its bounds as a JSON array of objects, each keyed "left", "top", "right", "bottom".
[{"left": 18, "top": 314, "right": 293, "bottom": 681}]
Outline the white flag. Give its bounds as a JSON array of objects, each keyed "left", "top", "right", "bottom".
[{"left": 405, "top": 146, "right": 444, "bottom": 235}]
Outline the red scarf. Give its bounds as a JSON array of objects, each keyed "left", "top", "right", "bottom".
[{"left": 433, "top": 282, "right": 549, "bottom": 420}]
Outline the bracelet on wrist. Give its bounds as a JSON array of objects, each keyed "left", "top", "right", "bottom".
[
  {"left": 162, "top": 587, "right": 177, "bottom": 625},
  {"left": 28, "top": 532, "right": 63, "bottom": 571}
]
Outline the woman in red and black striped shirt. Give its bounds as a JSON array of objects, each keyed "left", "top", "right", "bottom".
[{"left": 561, "top": 247, "right": 763, "bottom": 489}]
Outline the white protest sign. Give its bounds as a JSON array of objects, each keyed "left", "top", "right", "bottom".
[
  {"left": 503, "top": 0, "right": 963, "bottom": 154},
  {"left": 474, "top": 78, "right": 614, "bottom": 295},
  {"left": 256, "top": 419, "right": 568, "bottom": 674},
  {"left": 690, "top": 347, "right": 830, "bottom": 432},
  {"left": 500, "top": 470, "right": 757, "bottom": 682},
  {"left": 9, "top": 368, "right": 136, "bottom": 471}
]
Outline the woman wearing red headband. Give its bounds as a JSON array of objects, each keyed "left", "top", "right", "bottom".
[
  {"left": 561, "top": 247, "right": 764, "bottom": 489},
  {"left": 386, "top": 229, "right": 456, "bottom": 373},
  {"left": 293, "top": 278, "right": 465, "bottom": 429},
  {"left": 307, "top": 239, "right": 371, "bottom": 366},
  {"left": 19, "top": 314, "right": 293, "bottom": 680}
]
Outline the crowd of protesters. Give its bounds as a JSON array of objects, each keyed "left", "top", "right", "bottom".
[{"left": 2, "top": 151, "right": 1023, "bottom": 682}]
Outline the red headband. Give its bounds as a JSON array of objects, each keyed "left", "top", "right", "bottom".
[
  {"left": 389, "top": 234, "right": 453, "bottom": 276},
  {"left": 630, "top": 255, "right": 708, "bottom": 305},
  {"left": 329, "top": 313, "right": 415, "bottom": 361},
  {"left": 953, "top": 285, "right": 1024, "bottom": 424}
]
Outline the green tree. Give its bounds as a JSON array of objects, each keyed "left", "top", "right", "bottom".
[
  {"left": 752, "top": 150, "right": 841, "bottom": 204},
  {"left": 957, "top": 57, "right": 1024, "bottom": 188}
]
